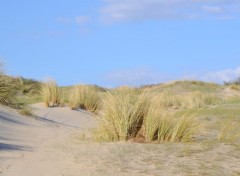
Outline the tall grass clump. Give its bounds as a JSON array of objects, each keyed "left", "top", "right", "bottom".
[
  {"left": 41, "top": 80, "right": 61, "bottom": 107},
  {"left": 95, "top": 88, "right": 200, "bottom": 142},
  {"left": 218, "top": 118, "right": 240, "bottom": 144},
  {"left": 144, "top": 98, "right": 199, "bottom": 142},
  {"left": 95, "top": 89, "right": 149, "bottom": 141},
  {"left": 68, "top": 85, "right": 100, "bottom": 113}
]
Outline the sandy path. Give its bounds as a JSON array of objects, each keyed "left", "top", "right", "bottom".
[
  {"left": 0, "top": 103, "right": 96, "bottom": 176},
  {"left": 1, "top": 103, "right": 240, "bottom": 176}
]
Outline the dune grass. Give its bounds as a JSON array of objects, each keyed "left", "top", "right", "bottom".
[
  {"left": 0, "top": 74, "right": 19, "bottom": 106},
  {"left": 68, "top": 85, "right": 100, "bottom": 113},
  {"left": 95, "top": 89, "right": 149, "bottom": 141},
  {"left": 181, "top": 91, "right": 221, "bottom": 109},
  {"left": 144, "top": 101, "right": 199, "bottom": 142},
  {"left": 95, "top": 88, "right": 200, "bottom": 142},
  {"left": 150, "top": 91, "right": 181, "bottom": 108},
  {"left": 40, "top": 80, "right": 62, "bottom": 107}
]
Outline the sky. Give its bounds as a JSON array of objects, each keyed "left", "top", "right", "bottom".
[{"left": 0, "top": 0, "right": 240, "bottom": 87}]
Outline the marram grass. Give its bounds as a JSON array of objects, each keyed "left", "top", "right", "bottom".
[
  {"left": 94, "top": 89, "right": 200, "bottom": 143},
  {"left": 0, "top": 74, "right": 19, "bottom": 106},
  {"left": 68, "top": 85, "right": 100, "bottom": 113},
  {"left": 40, "top": 80, "right": 62, "bottom": 107},
  {"left": 95, "top": 90, "right": 149, "bottom": 141}
]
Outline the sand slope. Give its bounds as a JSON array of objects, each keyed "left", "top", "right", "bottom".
[{"left": 0, "top": 103, "right": 96, "bottom": 175}]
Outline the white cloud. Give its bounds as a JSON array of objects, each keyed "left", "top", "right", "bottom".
[
  {"left": 202, "top": 67, "right": 240, "bottom": 83},
  {"left": 100, "top": 0, "right": 240, "bottom": 22},
  {"left": 183, "top": 67, "right": 240, "bottom": 83}
]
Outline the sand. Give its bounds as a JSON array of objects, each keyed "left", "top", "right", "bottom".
[{"left": 1, "top": 103, "right": 240, "bottom": 176}]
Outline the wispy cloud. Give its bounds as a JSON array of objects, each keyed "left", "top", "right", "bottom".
[
  {"left": 105, "top": 66, "right": 240, "bottom": 87},
  {"left": 100, "top": 0, "right": 240, "bottom": 23},
  {"left": 186, "top": 67, "right": 240, "bottom": 83}
]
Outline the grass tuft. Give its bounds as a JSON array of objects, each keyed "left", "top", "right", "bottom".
[
  {"left": 40, "top": 80, "right": 62, "bottom": 107},
  {"left": 95, "top": 90, "right": 149, "bottom": 141},
  {"left": 68, "top": 85, "right": 100, "bottom": 113}
]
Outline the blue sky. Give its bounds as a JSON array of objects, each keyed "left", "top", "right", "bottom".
[{"left": 1, "top": 0, "right": 240, "bottom": 87}]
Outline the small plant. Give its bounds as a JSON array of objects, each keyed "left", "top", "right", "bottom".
[
  {"left": 218, "top": 118, "right": 240, "bottom": 144},
  {"left": 40, "top": 80, "right": 62, "bottom": 107},
  {"left": 68, "top": 85, "right": 100, "bottom": 113}
]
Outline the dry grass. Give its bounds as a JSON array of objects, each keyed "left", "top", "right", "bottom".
[
  {"left": 181, "top": 91, "right": 221, "bottom": 109},
  {"left": 144, "top": 100, "right": 200, "bottom": 142},
  {"left": 95, "top": 88, "right": 200, "bottom": 142},
  {"left": 218, "top": 118, "right": 240, "bottom": 144},
  {"left": 144, "top": 91, "right": 220, "bottom": 110},
  {"left": 151, "top": 91, "right": 181, "bottom": 108},
  {"left": 40, "top": 80, "right": 62, "bottom": 107},
  {"left": 95, "top": 89, "right": 149, "bottom": 141},
  {"left": 0, "top": 74, "right": 19, "bottom": 106},
  {"left": 68, "top": 85, "right": 100, "bottom": 113},
  {"left": 229, "top": 84, "right": 240, "bottom": 91}
]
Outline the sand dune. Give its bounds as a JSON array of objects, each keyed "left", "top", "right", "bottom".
[{"left": 1, "top": 103, "right": 240, "bottom": 176}]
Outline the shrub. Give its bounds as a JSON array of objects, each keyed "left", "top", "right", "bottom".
[
  {"left": 40, "top": 80, "right": 61, "bottom": 107},
  {"left": 68, "top": 85, "right": 100, "bottom": 113}
]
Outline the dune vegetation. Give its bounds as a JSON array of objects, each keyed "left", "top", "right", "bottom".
[
  {"left": 93, "top": 80, "right": 240, "bottom": 143},
  {"left": 34, "top": 78, "right": 240, "bottom": 144},
  {"left": 2, "top": 70, "right": 239, "bottom": 144},
  {"left": 68, "top": 85, "right": 101, "bottom": 113},
  {"left": 0, "top": 72, "right": 41, "bottom": 115},
  {"left": 40, "top": 80, "right": 62, "bottom": 107}
]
